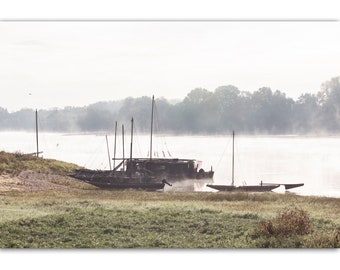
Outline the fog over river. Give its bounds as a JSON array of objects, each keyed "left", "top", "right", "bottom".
[{"left": 1, "top": 132, "right": 340, "bottom": 198}]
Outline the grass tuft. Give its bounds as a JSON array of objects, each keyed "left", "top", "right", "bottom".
[{"left": 258, "top": 207, "right": 313, "bottom": 236}]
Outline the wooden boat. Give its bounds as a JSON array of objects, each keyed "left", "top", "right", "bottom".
[
  {"left": 207, "top": 183, "right": 280, "bottom": 192},
  {"left": 85, "top": 181, "right": 167, "bottom": 190},
  {"left": 258, "top": 182, "right": 305, "bottom": 190},
  {"left": 71, "top": 95, "right": 213, "bottom": 190},
  {"left": 70, "top": 118, "right": 171, "bottom": 191},
  {"left": 284, "top": 183, "right": 304, "bottom": 190},
  {"left": 205, "top": 185, "right": 236, "bottom": 192},
  {"left": 72, "top": 168, "right": 171, "bottom": 190},
  {"left": 113, "top": 96, "right": 214, "bottom": 183},
  {"left": 207, "top": 131, "right": 279, "bottom": 193}
]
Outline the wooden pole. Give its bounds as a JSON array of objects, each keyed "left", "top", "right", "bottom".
[
  {"left": 113, "top": 121, "right": 117, "bottom": 169},
  {"left": 150, "top": 95, "right": 154, "bottom": 160},
  {"left": 35, "top": 109, "right": 39, "bottom": 158},
  {"left": 129, "top": 118, "right": 134, "bottom": 177},
  {"left": 130, "top": 117, "right": 134, "bottom": 163},
  {"left": 232, "top": 130, "right": 235, "bottom": 186},
  {"left": 122, "top": 124, "right": 125, "bottom": 171}
]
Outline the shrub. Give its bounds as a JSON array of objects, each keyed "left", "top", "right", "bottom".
[
  {"left": 257, "top": 207, "right": 313, "bottom": 237},
  {"left": 248, "top": 207, "right": 315, "bottom": 247}
]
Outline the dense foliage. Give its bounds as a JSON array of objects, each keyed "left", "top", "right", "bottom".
[{"left": 1, "top": 76, "right": 340, "bottom": 134}]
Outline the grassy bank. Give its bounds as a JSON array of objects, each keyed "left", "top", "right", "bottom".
[
  {"left": 0, "top": 190, "right": 339, "bottom": 248},
  {"left": 0, "top": 151, "right": 80, "bottom": 176},
  {"left": 0, "top": 151, "right": 339, "bottom": 248}
]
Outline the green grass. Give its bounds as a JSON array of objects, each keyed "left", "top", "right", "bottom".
[
  {"left": 0, "top": 151, "right": 339, "bottom": 248},
  {"left": 0, "top": 151, "right": 81, "bottom": 175},
  {"left": 0, "top": 190, "right": 339, "bottom": 248},
  {"left": 0, "top": 206, "right": 257, "bottom": 248}
]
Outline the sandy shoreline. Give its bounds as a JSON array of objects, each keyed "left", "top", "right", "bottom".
[{"left": 0, "top": 171, "right": 91, "bottom": 193}]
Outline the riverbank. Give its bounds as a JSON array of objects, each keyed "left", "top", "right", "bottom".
[
  {"left": 0, "top": 151, "right": 339, "bottom": 248},
  {"left": 1, "top": 183, "right": 339, "bottom": 248}
]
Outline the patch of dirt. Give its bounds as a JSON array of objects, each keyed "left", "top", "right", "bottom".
[{"left": 0, "top": 170, "right": 93, "bottom": 193}]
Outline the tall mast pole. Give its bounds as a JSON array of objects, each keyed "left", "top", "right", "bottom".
[
  {"left": 35, "top": 109, "right": 39, "bottom": 158},
  {"left": 113, "top": 121, "right": 117, "bottom": 169},
  {"left": 231, "top": 130, "right": 235, "bottom": 186},
  {"left": 130, "top": 117, "right": 134, "bottom": 163},
  {"left": 122, "top": 124, "right": 125, "bottom": 171},
  {"left": 150, "top": 95, "right": 154, "bottom": 160}
]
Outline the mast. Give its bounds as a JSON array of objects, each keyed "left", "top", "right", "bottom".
[
  {"left": 122, "top": 124, "right": 125, "bottom": 171},
  {"left": 105, "top": 135, "right": 112, "bottom": 170},
  {"left": 113, "top": 121, "right": 117, "bottom": 169},
  {"left": 231, "top": 130, "right": 235, "bottom": 186},
  {"left": 130, "top": 117, "right": 134, "bottom": 163},
  {"left": 150, "top": 95, "right": 154, "bottom": 160},
  {"left": 35, "top": 109, "right": 39, "bottom": 158}
]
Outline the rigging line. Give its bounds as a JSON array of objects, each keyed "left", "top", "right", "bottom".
[
  {"left": 233, "top": 134, "right": 253, "bottom": 184},
  {"left": 132, "top": 120, "right": 143, "bottom": 157},
  {"left": 215, "top": 136, "right": 232, "bottom": 172},
  {"left": 152, "top": 100, "right": 159, "bottom": 154},
  {"left": 153, "top": 98, "right": 172, "bottom": 157},
  {"left": 155, "top": 103, "right": 165, "bottom": 156},
  {"left": 83, "top": 135, "right": 107, "bottom": 169},
  {"left": 234, "top": 136, "right": 241, "bottom": 183},
  {"left": 164, "top": 141, "right": 172, "bottom": 157}
]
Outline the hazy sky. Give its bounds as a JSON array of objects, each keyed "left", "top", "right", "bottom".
[{"left": 1, "top": 21, "right": 340, "bottom": 111}]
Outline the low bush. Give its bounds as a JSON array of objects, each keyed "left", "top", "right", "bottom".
[
  {"left": 258, "top": 207, "right": 313, "bottom": 237},
  {"left": 248, "top": 207, "right": 340, "bottom": 248}
]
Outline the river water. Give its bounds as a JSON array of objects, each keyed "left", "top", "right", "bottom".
[{"left": 1, "top": 131, "right": 340, "bottom": 198}]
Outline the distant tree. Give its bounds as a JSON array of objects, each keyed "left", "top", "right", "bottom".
[
  {"left": 270, "top": 90, "right": 295, "bottom": 133},
  {"left": 77, "top": 108, "right": 115, "bottom": 131},
  {"left": 40, "top": 108, "right": 82, "bottom": 132},
  {"left": 249, "top": 87, "right": 274, "bottom": 132},
  {"left": 181, "top": 88, "right": 214, "bottom": 133},
  {"left": 1, "top": 76, "right": 340, "bottom": 135},
  {"left": 117, "top": 96, "right": 152, "bottom": 132},
  {"left": 294, "top": 93, "right": 320, "bottom": 133},
  {"left": 8, "top": 109, "right": 35, "bottom": 130},
  {"left": 317, "top": 77, "right": 340, "bottom": 132},
  {"left": 0, "top": 107, "right": 9, "bottom": 127},
  {"left": 213, "top": 85, "right": 249, "bottom": 132},
  {"left": 248, "top": 88, "right": 294, "bottom": 133},
  {"left": 152, "top": 97, "right": 173, "bottom": 133}
]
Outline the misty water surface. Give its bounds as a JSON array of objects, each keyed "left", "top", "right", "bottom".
[{"left": 1, "top": 132, "right": 339, "bottom": 198}]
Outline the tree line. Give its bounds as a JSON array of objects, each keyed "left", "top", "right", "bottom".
[{"left": 1, "top": 76, "right": 340, "bottom": 135}]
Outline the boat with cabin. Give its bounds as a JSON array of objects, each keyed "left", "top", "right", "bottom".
[
  {"left": 71, "top": 95, "right": 214, "bottom": 190},
  {"left": 113, "top": 96, "right": 214, "bottom": 190},
  {"left": 71, "top": 117, "right": 171, "bottom": 191}
]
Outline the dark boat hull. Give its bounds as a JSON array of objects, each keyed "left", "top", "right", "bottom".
[
  {"left": 70, "top": 169, "right": 167, "bottom": 191},
  {"left": 206, "top": 185, "right": 236, "bottom": 191},
  {"left": 284, "top": 183, "right": 304, "bottom": 190},
  {"left": 234, "top": 185, "right": 280, "bottom": 192},
  {"left": 84, "top": 181, "right": 165, "bottom": 190},
  {"left": 207, "top": 184, "right": 280, "bottom": 192}
]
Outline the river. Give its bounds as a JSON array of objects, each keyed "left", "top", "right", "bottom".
[{"left": 1, "top": 131, "right": 340, "bottom": 198}]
